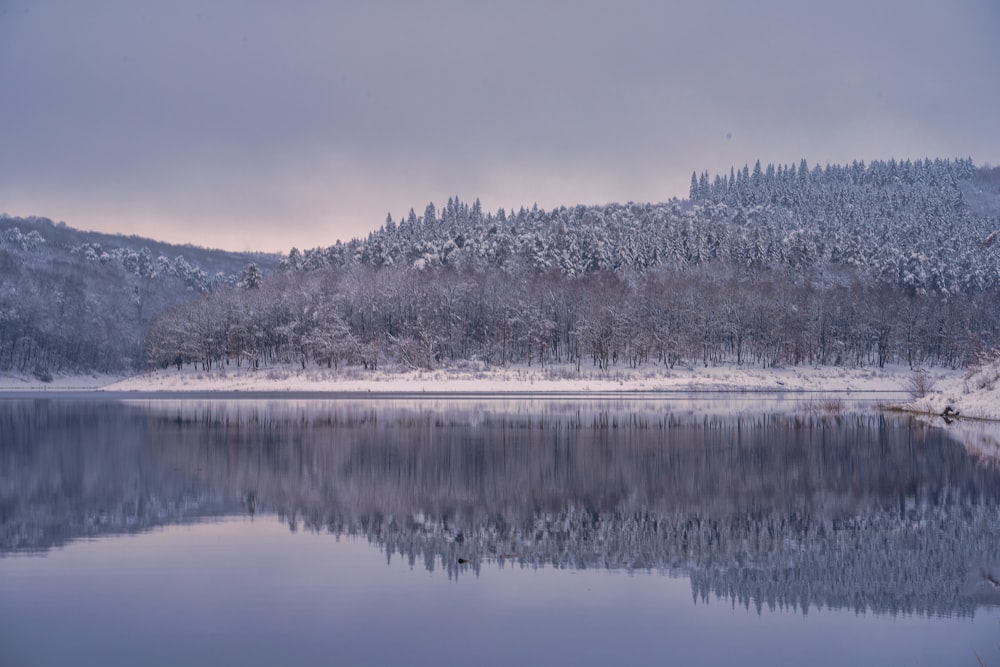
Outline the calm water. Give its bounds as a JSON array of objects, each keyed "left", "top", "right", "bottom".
[{"left": 2, "top": 395, "right": 999, "bottom": 666}]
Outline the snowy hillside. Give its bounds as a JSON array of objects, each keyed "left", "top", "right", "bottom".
[
  {"left": 5, "top": 158, "right": 999, "bottom": 377},
  {"left": 0, "top": 215, "right": 279, "bottom": 372},
  {"left": 301, "top": 158, "right": 1000, "bottom": 292},
  {"left": 144, "top": 159, "right": 1000, "bottom": 377}
]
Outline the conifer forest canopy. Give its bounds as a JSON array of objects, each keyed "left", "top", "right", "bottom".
[{"left": 2, "top": 158, "right": 1000, "bottom": 375}]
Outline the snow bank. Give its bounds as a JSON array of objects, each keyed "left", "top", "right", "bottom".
[
  {"left": 0, "top": 372, "right": 124, "bottom": 391},
  {"left": 897, "top": 354, "right": 1000, "bottom": 421},
  {"left": 97, "top": 362, "right": 922, "bottom": 394}
]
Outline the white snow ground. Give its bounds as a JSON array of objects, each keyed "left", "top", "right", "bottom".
[
  {"left": 1, "top": 362, "right": 923, "bottom": 394},
  {"left": 98, "top": 362, "right": 925, "bottom": 394},
  {"left": 898, "top": 356, "right": 1000, "bottom": 421},
  {"left": 0, "top": 372, "right": 124, "bottom": 391},
  {"left": 4, "top": 362, "right": 995, "bottom": 422}
]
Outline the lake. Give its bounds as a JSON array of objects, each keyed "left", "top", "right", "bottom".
[{"left": 2, "top": 394, "right": 999, "bottom": 666}]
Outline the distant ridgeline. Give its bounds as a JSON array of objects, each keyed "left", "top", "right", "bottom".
[
  {"left": 148, "top": 157, "right": 1000, "bottom": 373},
  {"left": 0, "top": 215, "right": 278, "bottom": 372},
  {"left": 297, "top": 157, "right": 999, "bottom": 290}
]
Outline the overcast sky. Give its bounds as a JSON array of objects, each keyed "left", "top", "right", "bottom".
[{"left": 2, "top": 1, "right": 998, "bottom": 252}]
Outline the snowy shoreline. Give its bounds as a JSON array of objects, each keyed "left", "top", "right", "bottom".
[
  {"left": 3, "top": 362, "right": 997, "bottom": 421},
  {"left": 0, "top": 362, "right": 932, "bottom": 394},
  {"left": 890, "top": 356, "right": 1000, "bottom": 422}
]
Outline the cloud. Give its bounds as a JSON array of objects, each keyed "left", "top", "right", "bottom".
[{"left": 1, "top": 1, "right": 999, "bottom": 251}]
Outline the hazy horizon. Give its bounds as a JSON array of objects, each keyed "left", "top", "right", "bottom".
[{"left": 3, "top": 1, "right": 999, "bottom": 253}]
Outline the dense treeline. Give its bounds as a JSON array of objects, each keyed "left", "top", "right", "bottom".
[
  {"left": 6, "top": 157, "right": 1000, "bottom": 375},
  {"left": 282, "top": 158, "right": 1000, "bottom": 294},
  {"left": 148, "top": 263, "right": 1000, "bottom": 372},
  {"left": 0, "top": 216, "right": 276, "bottom": 373},
  {"left": 148, "top": 158, "right": 1000, "bottom": 373}
]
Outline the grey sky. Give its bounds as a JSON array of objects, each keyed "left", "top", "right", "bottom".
[{"left": 2, "top": 1, "right": 998, "bottom": 252}]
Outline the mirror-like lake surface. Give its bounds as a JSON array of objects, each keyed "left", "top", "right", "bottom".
[{"left": 2, "top": 395, "right": 999, "bottom": 666}]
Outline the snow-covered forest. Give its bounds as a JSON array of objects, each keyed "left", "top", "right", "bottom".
[
  {"left": 4, "top": 158, "right": 999, "bottom": 375},
  {"left": 148, "top": 158, "right": 1000, "bottom": 373},
  {"left": 0, "top": 215, "right": 277, "bottom": 373}
]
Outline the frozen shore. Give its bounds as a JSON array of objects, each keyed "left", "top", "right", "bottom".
[
  {"left": 0, "top": 372, "right": 125, "bottom": 392},
  {"left": 3, "top": 362, "right": 997, "bottom": 459},
  {"left": 5, "top": 362, "right": 997, "bottom": 421},
  {"left": 1, "top": 361, "right": 935, "bottom": 395},
  {"left": 893, "top": 356, "right": 1000, "bottom": 422}
]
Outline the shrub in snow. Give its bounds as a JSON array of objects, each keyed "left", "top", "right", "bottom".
[{"left": 906, "top": 369, "right": 936, "bottom": 399}]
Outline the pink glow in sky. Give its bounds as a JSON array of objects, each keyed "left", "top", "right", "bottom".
[{"left": 2, "top": 1, "right": 998, "bottom": 252}]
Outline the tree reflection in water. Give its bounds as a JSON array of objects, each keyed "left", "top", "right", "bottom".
[{"left": 2, "top": 397, "right": 999, "bottom": 617}]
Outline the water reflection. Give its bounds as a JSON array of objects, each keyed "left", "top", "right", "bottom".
[
  {"left": 2, "top": 397, "right": 999, "bottom": 618},
  {"left": 0, "top": 400, "right": 242, "bottom": 552}
]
